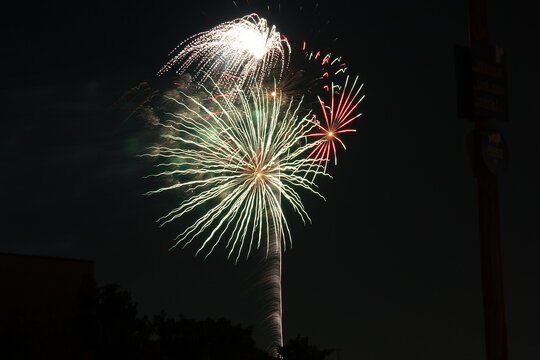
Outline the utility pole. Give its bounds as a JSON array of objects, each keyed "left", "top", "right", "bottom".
[{"left": 468, "top": 1, "right": 510, "bottom": 359}]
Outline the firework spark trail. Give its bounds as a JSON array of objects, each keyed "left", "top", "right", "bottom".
[
  {"left": 141, "top": 83, "right": 329, "bottom": 262},
  {"left": 306, "top": 75, "right": 365, "bottom": 174},
  {"left": 158, "top": 14, "right": 290, "bottom": 92},
  {"left": 265, "top": 227, "right": 283, "bottom": 356},
  {"left": 265, "top": 172, "right": 283, "bottom": 356},
  {"left": 274, "top": 42, "right": 349, "bottom": 104},
  {"left": 303, "top": 46, "right": 348, "bottom": 82}
]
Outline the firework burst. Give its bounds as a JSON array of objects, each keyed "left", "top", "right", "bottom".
[
  {"left": 306, "top": 75, "right": 365, "bottom": 173},
  {"left": 141, "top": 83, "right": 327, "bottom": 262},
  {"left": 158, "top": 14, "right": 290, "bottom": 92}
]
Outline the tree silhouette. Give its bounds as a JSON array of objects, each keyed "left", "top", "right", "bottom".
[
  {"left": 152, "top": 312, "right": 271, "bottom": 360},
  {"left": 73, "top": 282, "right": 153, "bottom": 359},
  {"left": 73, "top": 282, "right": 272, "bottom": 359},
  {"left": 278, "top": 336, "right": 334, "bottom": 360},
  {"left": 3, "top": 281, "right": 334, "bottom": 359}
]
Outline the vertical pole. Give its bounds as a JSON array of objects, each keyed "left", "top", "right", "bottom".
[{"left": 468, "top": 1, "right": 510, "bottom": 360}]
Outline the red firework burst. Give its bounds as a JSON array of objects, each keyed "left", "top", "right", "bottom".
[{"left": 306, "top": 75, "right": 364, "bottom": 170}]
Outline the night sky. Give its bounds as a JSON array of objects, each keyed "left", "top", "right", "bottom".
[{"left": 2, "top": 0, "right": 540, "bottom": 359}]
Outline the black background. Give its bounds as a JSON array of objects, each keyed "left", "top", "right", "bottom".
[{"left": 2, "top": 1, "right": 540, "bottom": 359}]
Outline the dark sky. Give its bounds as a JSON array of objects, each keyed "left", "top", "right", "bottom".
[{"left": 2, "top": 0, "right": 540, "bottom": 359}]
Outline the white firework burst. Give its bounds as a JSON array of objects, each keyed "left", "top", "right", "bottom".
[
  {"left": 158, "top": 14, "right": 290, "bottom": 92},
  {"left": 141, "top": 83, "right": 327, "bottom": 262}
]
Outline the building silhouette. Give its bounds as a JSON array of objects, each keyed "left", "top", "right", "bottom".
[{"left": 0, "top": 252, "right": 94, "bottom": 359}]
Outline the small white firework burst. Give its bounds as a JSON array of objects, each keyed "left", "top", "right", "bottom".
[{"left": 158, "top": 14, "right": 290, "bottom": 92}]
